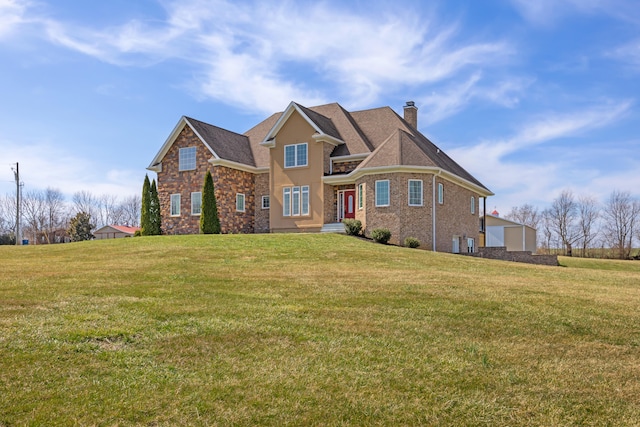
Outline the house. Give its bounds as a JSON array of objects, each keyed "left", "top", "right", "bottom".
[
  {"left": 480, "top": 212, "right": 537, "bottom": 253},
  {"left": 148, "top": 101, "right": 493, "bottom": 251},
  {"left": 94, "top": 225, "right": 140, "bottom": 239}
]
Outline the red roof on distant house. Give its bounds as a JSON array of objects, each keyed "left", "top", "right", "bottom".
[
  {"left": 491, "top": 209, "right": 499, "bottom": 216},
  {"left": 110, "top": 225, "right": 140, "bottom": 234}
]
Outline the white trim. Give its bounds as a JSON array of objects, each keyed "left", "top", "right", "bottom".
[
  {"left": 261, "top": 195, "right": 270, "bottom": 210},
  {"left": 209, "top": 158, "right": 268, "bottom": 174},
  {"left": 147, "top": 116, "right": 220, "bottom": 171},
  {"left": 332, "top": 153, "right": 370, "bottom": 163},
  {"left": 191, "top": 191, "right": 202, "bottom": 216},
  {"left": 471, "top": 196, "right": 475, "bottom": 214},
  {"left": 357, "top": 183, "right": 364, "bottom": 210},
  {"left": 312, "top": 133, "right": 344, "bottom": 146},
  {"left": 375, "top": 180, "right": 390, "bottom": 207},
  {"left": 260, "top": 102, "right": 345, "bottom": 147},
  {"left": 438, "top": 183, "right": 444, "bottom": 205},
  {"left": 322, "top": 165, "right": 493, "bottom": 197},
  {"left": 284, "top": 143, "right": 308, "bottom": 168},
  {"left": 236, "top": 193, "right": 245, "bottom": 212},
  {"left": 179, "top": 146, "right": 197, "bottom": 171},
  {"left": 170, "top": 193, "right": 181, "bottom": 217},
  {"left": 408, "top": 179, "right": 423, "bottom": 206}
]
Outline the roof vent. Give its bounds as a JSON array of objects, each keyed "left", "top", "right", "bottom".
[{"left": 403, "top": 101, "right": 418, "bottom": 128}]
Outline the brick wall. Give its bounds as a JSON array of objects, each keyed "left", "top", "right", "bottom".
[
  {"left": 434, "top": 178, "right": 479, "bottom": 253},
  {"left": 356, "top": 172, "right": 480, "bottom": 250}
]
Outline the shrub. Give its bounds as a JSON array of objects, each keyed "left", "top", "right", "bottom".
[
  {"left": 404, "top": 237, "right": 420, "bottom": 248},
  {"left": 342, "top": 219, "right": 362, "bottom": 236},
  {"left": 371, "top": 228, "right": 391, "bottom": 244}
]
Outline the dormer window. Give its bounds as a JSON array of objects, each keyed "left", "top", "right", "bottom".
[
  {"left": 179, "top": 147, "right": 196, "bottom": 171},
  {"left": 284, "top": 143, "right": 308, "bottom": 168}
]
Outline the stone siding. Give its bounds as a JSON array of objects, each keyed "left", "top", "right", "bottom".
[
  {"left": 212, "top": 166, "right": 255, "bottom": 234},
  {"left": 467, "top": 247, "right": 558, "bottom": 266},
  {"left": 157, "top": 125, "right": 255, "bottom": 234},
  {"left": 332, "top": 160, "right": 362, "bottom": 175},
  {"left": 254, "top": 173, "right": 270, "bottom": 233}
]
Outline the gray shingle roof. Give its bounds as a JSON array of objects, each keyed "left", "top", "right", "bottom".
[{"left": 185, "top": 116, "right": 255, "bottom": 167}]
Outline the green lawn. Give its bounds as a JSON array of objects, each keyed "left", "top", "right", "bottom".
[{"left": 1, "top": 234, "right": 639, "bottom": 426}]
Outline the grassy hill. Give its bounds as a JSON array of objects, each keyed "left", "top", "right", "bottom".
[{"left": 1, "top": 234, "right": 639, "bottom": 426}]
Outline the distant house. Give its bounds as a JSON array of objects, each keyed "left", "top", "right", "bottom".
[
  {"left": 481, "top": 212, "right": 536, "bottom": 253},
  {"left": 147, "top": 101, "right": 494, "bottom": 251},
  {"left": 93, "top": 225, "right": 139, "bottom": 239}
]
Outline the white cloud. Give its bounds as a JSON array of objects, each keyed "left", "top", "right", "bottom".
[
  {"left": 419, "top": 73, "right": 532, "bottom": 125},
  {"left": 0, "top": 139, "right": 142, "bottom": 199},
  {"left": 18, "top": 0, "right": 512, "bottom": 114},
  {"left": 608, "top": 39, "right": 640, "bottom": 69},
  {"left": 0, "top": 0, "right": 29, "bottom": 39},
  {"left": 509, "top": 0, "right": 640, "bottom": 25},
  {"left": 449, "top": 101, "right": 635, "bottom": 209}
]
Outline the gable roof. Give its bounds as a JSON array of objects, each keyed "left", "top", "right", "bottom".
[
  {"left": 260, "top": 101, "right": 345, "bottom": 147},
  {"left": 149, "top": 101, "right": 491, "bottom": 195},
  {"left": 94, "top": 225, "right": 140, "bottom": 235},
  {"left": 147, "top": 116, "right": 256, "bottom": 171},
  {"left": 186, "top": 117, "right": 255, "bottom": 167}
]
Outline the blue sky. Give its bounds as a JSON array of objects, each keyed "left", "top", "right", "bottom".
[{"left": 1, "top": 0, "right": 639, "bottom": 213}]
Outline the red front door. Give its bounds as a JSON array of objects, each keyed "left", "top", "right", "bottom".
[{"left": 344, "top": 190, "right": 356, "bottom": 219}]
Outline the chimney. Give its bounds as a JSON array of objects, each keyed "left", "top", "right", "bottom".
[{"left": 403, "top": 101, "right": 417, "bottom": 128}]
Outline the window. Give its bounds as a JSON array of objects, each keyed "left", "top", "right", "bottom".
[
  {"left": 282, "top": 185, "right": 310, "bottom": 216},
  {"left": 170, "top": 194, "right": 181, "bottom": 216},
  {"left": 408, "top": 180, "right": 423, "bottom": 206},
  {"left": 179, "top": 147, "right": 196, "bottom": 171},
  {"left": 236, "top": 193, "right": 245, "bottom": 212},
  {"left": 357, "top": 183, "right": 364, "bottom": 210},
  {"left": 292, "top": 186, "right": 300, "bottom": 215},
  {"left": 262, "top": 195, "right": 270, "bottom": 209},
  {"left": 301, "top": 186, "right": 309, "bottom": 215},
  {"left": 471, "top": 196, "right": 475, "bottom": 214},
  {"left": 284, "top": 143, "right": 308, "bottom": 168},
  {"left": 375, "top": 180, "right": 390, "bottom": 207},
  {"left": 438, "top": 183, "right": 444, "bottom": 204},
  {"left": 283, "top": 188, "right": 291, "bottom": 216},
  {"left": 191, "top": 192, "right": 202, "bottom": 215}
]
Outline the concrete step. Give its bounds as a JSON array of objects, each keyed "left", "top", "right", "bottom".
[{"left": 320, "top": 222, "right": 346, "bottom": 233}]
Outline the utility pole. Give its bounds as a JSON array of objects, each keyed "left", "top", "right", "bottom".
[{"left": 12, "top": 163, "right": 21, "bottom": 245}]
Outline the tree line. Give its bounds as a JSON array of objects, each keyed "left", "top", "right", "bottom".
[
  {"left": 503, "top": 189, "right": 640, "bottom": 259},
  {"left": 0, "top": 187, "right": 140, "bottom": 245}
]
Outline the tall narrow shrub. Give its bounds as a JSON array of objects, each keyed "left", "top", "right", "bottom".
[
  {"left": 200, "top": 171, "right": 220, "bottom": 234},
  {"left": 149, "top": 179, "right": 161, "bottom": 235},
  {"left": 140, "top": 175, "right": 151, "bottom": 235}
]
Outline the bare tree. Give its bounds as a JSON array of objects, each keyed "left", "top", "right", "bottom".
[
  {"left": 42, "top": 188, "right": 68, "bottom": 244},
  {"left": 0, "top": 194, "right": 14, "bottom": 235},
  {"left": 505, "top": 203, "right": 541, "bottom": 229},
  {"left": 576, "top": 196, "right": 599, "bottom": 257},
  {"left": 120, "top": 194, "right": 141, "bottom": 227},
  {"left": 539, "top": 208, "right": 557, "bottom": 254},
  {"left": 97, "top": 193, "right": 124, "bottom": 228},
  {"left": 548, "top": 190, "right": 579, "bottom": 256},
  {"left": 72, "top": 191, "right": 99, "bottom": 228},
  {"left": 21, "top": 189, "right": 47, "bottom": 244},
  {"left": 602, "top": 190, "right": 640, "bottom": 259}
]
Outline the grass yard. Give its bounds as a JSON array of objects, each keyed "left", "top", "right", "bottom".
[{"left": 1, "top": 234, "right": 639, "bottom": 426}]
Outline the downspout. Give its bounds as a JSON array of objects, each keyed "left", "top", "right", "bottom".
[
  {"left": 432, "top": 170, "right": 442, "bottom": 251},
  {"left": 483, "top": 196, "right": 487, "bottom": 247},
  {"left": 523, "top": 225, "right": 526, "bottom": 251}
]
